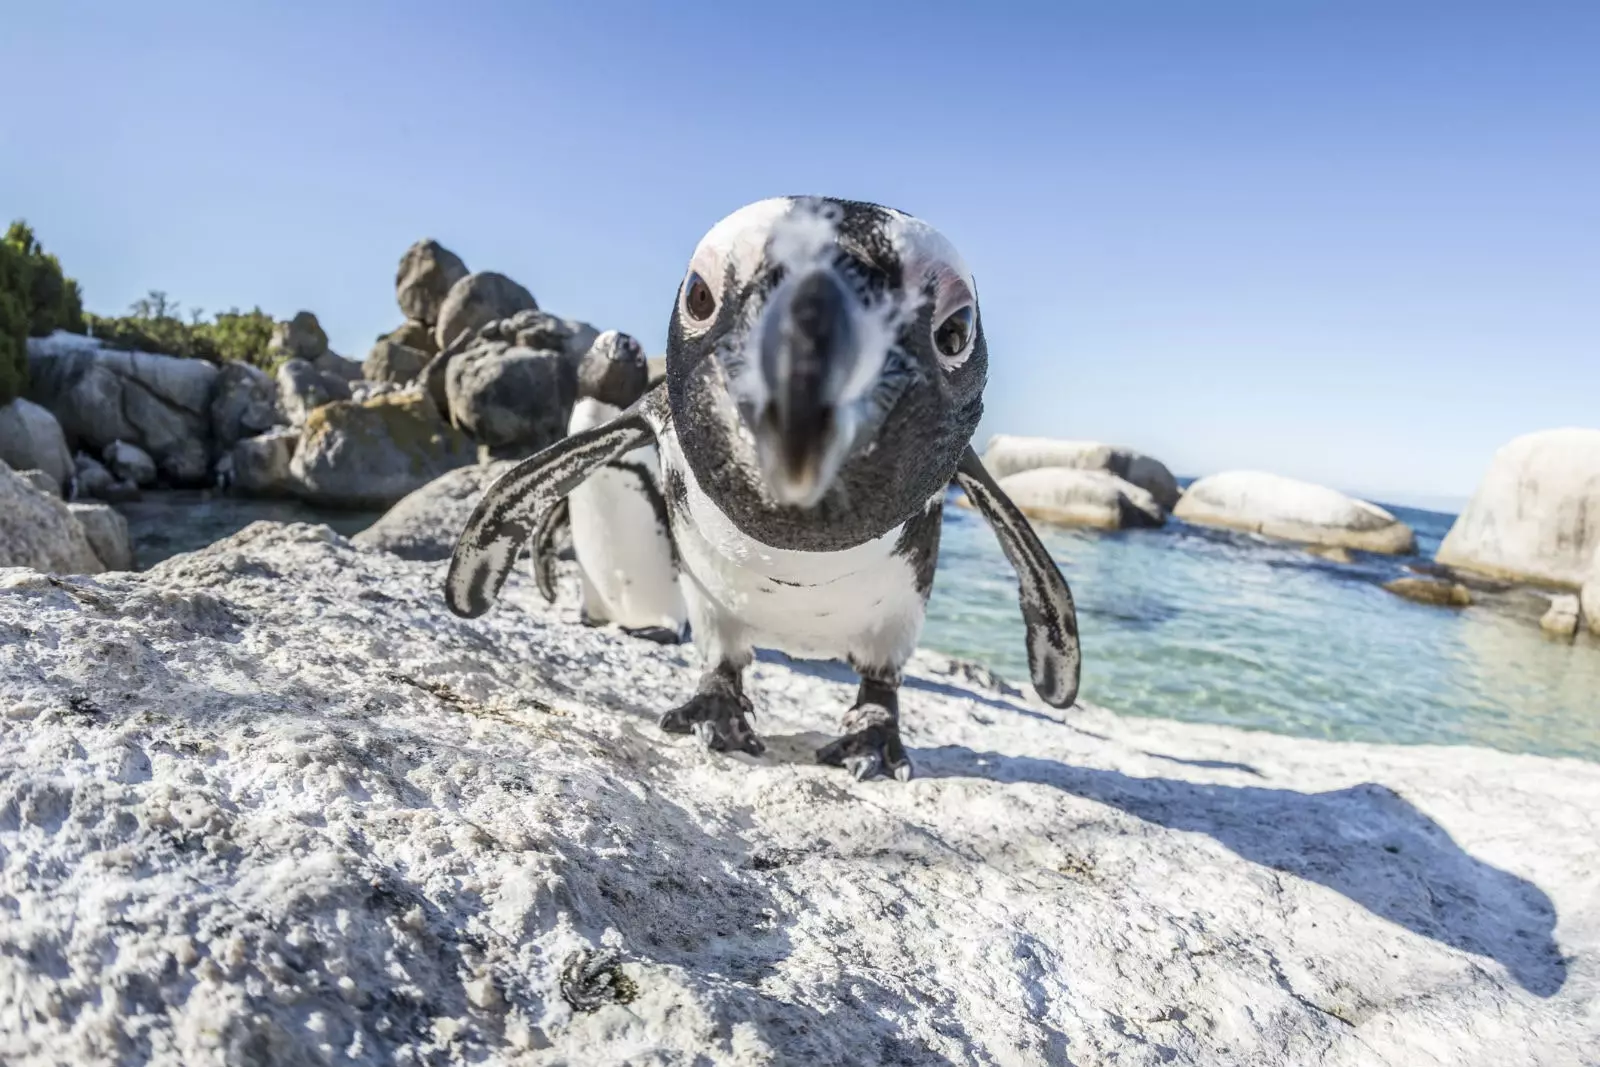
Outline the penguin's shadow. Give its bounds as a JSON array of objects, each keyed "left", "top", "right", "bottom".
[{"left": 914, "top": 744, "right": 1567, "bottom": 998}]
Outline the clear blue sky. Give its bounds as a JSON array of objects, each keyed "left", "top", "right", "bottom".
[{"left": 4, "top": 2, "right": 1596, "bottom": 506}]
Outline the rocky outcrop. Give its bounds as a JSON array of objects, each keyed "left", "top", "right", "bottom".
[
  {"left": 984, "top": 435, "right": 1182, "bottom": 511},
  {"left": 71, "top": 452, "right": 137, "bottom": 503},
  {"left": 288, "top": 391, "right": 476, "bottom": 508},
  {"left": 1384, "top": 577, "right": 1473, "bottom": 608},
  {"left": 353, "top": 460, "right": 515, "bottom": 560},
  {"left": 276, "top": 358, "right": 352, "bottom": 427},
  {"left": 976, "top": 467, "right": 1165, "bottom": 529},
  {"left": 0, "top": 397, "right": 73, "bottom": 489},
  {"left": 226, "top": 427, "right": 301, "bottom": 496},
  {"left": 434, "top": 271, "right": 538, "bottom": 351},
  {"left": 0, "top": 462, "right": 104, "bottom": 573},
  {"left": 209, "top": 360, "right": 284, "bottom": 450},
  {"left": 24, "top": 332, "right": 216, "bottom": 485},
  {"left": 363, "top": 339, "right": 429, "bottom": 385},
  {"left": 1437, "top": 428, "right": 1600, "bottom": 589},
  {"left": 446, "top": 345, "right": 571, "bottom": 457},
  {"left": 66, "top": 501, "right": 134, "bottom": 571},
  {"left": 102, "top": 440, "right": 157, "bottom": 488},
  {"left": 1174, "top": 471, "right": 1417, "bottom": 554},
  {"left": 396, "top": 239, "right": 469, "bottom": 327},
  {"left": 0, "top": 522, "right": 1591, "bottom": 1065}
]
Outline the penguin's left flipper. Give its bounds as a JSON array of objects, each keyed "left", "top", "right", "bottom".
[
  {"left": 953, "top": 446, "right": 1082, "bottom": 709},
  {"left": 446, "top": 411, "right": 656, "bottom": 618},
  {"left": 529, "top": 497, "right": 570, "bottom": 603}
]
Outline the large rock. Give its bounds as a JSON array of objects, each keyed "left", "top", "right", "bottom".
[
  {"left": 0, "top": 462, "right": 104, "bottom": 573},
  {"left": 1437, "top": 428, "right": 1600, "bottom": 589},
  {"left": 980, "top": 467, "right": 1165, "bottom": 529},
  {"left": 353, "top": 460, "right": 515, "bottom": 560},
  {"left": 289, "top": 391, "right": 476, "bottom": 508},
  {"left": 0, "top": 397, "right": 73, "bottom": 489},
  {"left": 276, "top": 358, "right": 352, "bottom": 427},
  {"left": 102, "top": 440, "right": 158, "bottom": 488},
  {"left": 984, "top": 435, "right": 1182, "bottom": 511},
  {"left": 1383, "top": 577, "right": 1473, "bottom": 608},
  {"left": 434, "top": 271, "right": 538, "bottom": 352},
  {"left": 382, "top": 319, "right": 440, "bottom": 359},
  {"left": 24, "top": 332, "right": 216, "bottom": 485},
  {"left": 396, "top": 239, "right": 469, "bottom": 326},
  {"left": 71, "top": 452, "right": 138, "bottom": 503},
  {"left": 66, "top": 501, "right": 134, "bottom": 571},
  {"left": 209, "top": 361, "right": 285, "bottom": 451},
  {"left": 0, "top": 521, "right": 1592, "bottom": 1065},
  {"left": 228, "top": 426, "right": 301, "bottom": 496},
  {"left": 1174, "top": 471, "right": 1418, "bottom": 554},
  {"left": 313, "top": 349, "right": 364, "bottom": 384},
  {"left": 446, "top": 345, "right": 571, "bottom": 456},
  {"left": 363, "top": 339, "right": 429, "bottom": 385},
  {"left": 268, "top": 310, "right": 330, "bottom": 363}
]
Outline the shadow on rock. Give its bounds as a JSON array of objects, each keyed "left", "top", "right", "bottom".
[{"left": 918, "top": 746, "right": 1567, "bottom": 997}]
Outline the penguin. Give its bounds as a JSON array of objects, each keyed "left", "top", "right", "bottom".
[
  {"left": 447, "top": 197, "right": 1080, "bottom": 781},
  {"left": 530, "top": 330, "right": 688, "bottom": 644}
]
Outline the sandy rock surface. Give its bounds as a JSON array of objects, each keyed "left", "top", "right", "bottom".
[{"left": 0, "top": 523, "right": 1594, "bottom": 1066}]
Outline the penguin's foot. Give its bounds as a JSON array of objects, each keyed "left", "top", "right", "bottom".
[
  {"left": 658, "top": 663, "right": 763, "bottom": 755},
  {"left": 623, "top": 625, "right": 686, "bottom": 646},
  {"left": 817, "top": 702, "right": 912, "bottom": 782}
]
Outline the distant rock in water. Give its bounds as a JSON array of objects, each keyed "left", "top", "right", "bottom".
[
  {"left": 354, "top": 459, "right": 515, "bottom": 561},
  {"left": 1174, "top": 471, "right": 1417, "bottom": 554},
  {"left": 289, "top": 390, "right": 475, "bottom": 509},
  {"left": 1437, "top": 428, "right": 1600, "bottom": 589},
  {"left": 0, "top": 397, "right": 73, "bottom": 490},
  {"left": 1540, "top": 594, "right": 1582, "bottom": 639},
  {"left": 975, "top": 467, "right": 1165, "bottom": 530},
  {"left": 396, "top": 238, "right": 469, "bottom": 327},
  {"left": 434, "top": 271, "right": 538, "bottom": 352},
  {"left": 983, "top": 435, "right": 1181, "bottom": 511},
  {"left": 1384, "top": 577, "right": 1472, "bottom": 608},
  {"left": 1582, "top": 551, "right": 1600, "bottom": 636}
]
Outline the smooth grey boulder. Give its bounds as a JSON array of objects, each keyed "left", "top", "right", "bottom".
[
  {"left": 0, "top": 397, "right": 73, "bottom": 489},
  {"left": 71, "top": 452, "right": 138, "bottom": 503},
  {"left": 24, "top": 332, "right": 216, "bottom": 485},
  {"left": 1175, "top": 471, "right": 1417, "bottom": 554},
  {"left": 446, "top": 345, "right": 571, "bottom": 456},
  {"left": 984, "top": 434, "right": 1182, "bottom": 512},
  {"left": 381, "top": 318, "right": 440, "bottom": 359},
  {"left": 0, "top": 521, "right": 1591, "bottom": 1066},
  {"left": 67, "top": 501, "right": 134, "bottom": 571},
  {"left": 434, "top": 271, "right": 538, "bottom": 352},
  {"left": 288, "top": 391, "right": 476, "bottom": 508},
  {"left": 978, "top": 467, "right": 1165, "bottom": 529},
  {"left": 364, "top": 339, "right": 429, "bottom": 385},
  {"left": 276, "top": 358, "right": 352, "bottom": 427},
  {"left": 0, "top": 462, "right": 104, "bottom": 573},
  {"left": 353, "top": 459, "right": 515, "bottom": 561},
  {"left": 229, "top": 426, "right": 302, "bottom": 496},
  {"left": 396, "top": 239, "right": 468, "bottom": 326},
  {"left": 209, "top": 361, "right": 285, "bottom": 451},
  {"left": 1438, "top": 428, "right": 1600, "bottom": 588},
  {"left": 102, "top": 440, "right": 158, "bottom": 488},
  {"left": 268, "top": 310, "right": 330, "bottom": 363}
]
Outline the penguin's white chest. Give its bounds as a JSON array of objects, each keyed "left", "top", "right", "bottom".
[
  {"left": 656, "top": 426, "right": 927, "bottom": 667},
  {"left": 566, "top": 399, "right": 686, "bottom": 632}
]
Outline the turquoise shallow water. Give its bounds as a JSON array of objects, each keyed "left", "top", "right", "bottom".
[
  {"left": 121, "top": 489, "right": 1600, "bottom": 763},
  {"left": 924, "top": 491, "right": 1600, "bottom": 763}
]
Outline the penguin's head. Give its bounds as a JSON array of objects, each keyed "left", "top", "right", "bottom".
[
  {"left": 666, "top": 197, "right": 985, "bottom": 548},
  {"left": 577, "top": 329, "right": 648, "bottom": 409}
]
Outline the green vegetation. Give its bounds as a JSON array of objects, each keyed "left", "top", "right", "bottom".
[
  {"left": 1, "top": 220, "right": 87, "bottom": 404},
  {"left": 87, "top": 292, "right": 280, "bottom": 372}
]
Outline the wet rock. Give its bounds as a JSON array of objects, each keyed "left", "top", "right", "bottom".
[{"left": 1384, "top": 577, "right": 1473, "bottom": 608}]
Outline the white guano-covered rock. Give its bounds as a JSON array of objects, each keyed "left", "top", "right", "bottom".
[
  {"left": 1174, "top": 471, "right": 1418, "bottom": 554},
  {"left": 0, "top": 522, "right": 1593, "bottom": 1065},
  {"left": 990, "top": 467, "right": 1165, "bottom": 529},
  {"left": 0, "top": 397, "right": 74, "bottom": 489},
  {"left": 0, "top": 462, "right": 104, "bottom": 573},
  {"left": 984, "top": 434, "right": 1182, "bottom": 511},
  {"left": 1437, "top": 428, "right": 1600, "bottom": 588}
]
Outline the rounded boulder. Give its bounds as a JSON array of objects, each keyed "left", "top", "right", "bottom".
[{"left": 1174, "top": 471, "right": 1416, "bottom": 554}]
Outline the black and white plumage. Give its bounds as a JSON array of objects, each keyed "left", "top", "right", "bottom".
[{"left": 448, "top": 197, "right": 1079, "bottom": 780}]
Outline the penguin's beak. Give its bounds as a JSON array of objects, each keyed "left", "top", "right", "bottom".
[{"left": 753, "top": 269, "right": 871, "bottom": 507}]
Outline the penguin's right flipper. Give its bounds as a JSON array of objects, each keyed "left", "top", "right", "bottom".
[
  {"left": 529, "top": 497, "right": 570, "bottom": 603},
  {"left": 953, "top": 446, "right": 1081, "bottom": 709},
  {"left": 446, "top": 411, "right": 655, "bottom": 618}
]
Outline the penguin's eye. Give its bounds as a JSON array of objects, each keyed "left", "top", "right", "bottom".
[
  {"left": 933, "top": 305, "right": 974, "bottom": 359},
  {"left": 684, "top": 272, "right": 717, "bottom": 321}
]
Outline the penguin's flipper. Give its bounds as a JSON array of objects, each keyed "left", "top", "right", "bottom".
[
  {"left": 529, "top": 497, "right": 570, "bottom": 603},
  {"left": 953, "top": 446, "right": 1081, "bottom": 709},
  {"left": 446, "top": 412, "right": 655, "bottom": 618}
]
